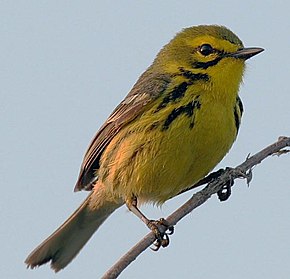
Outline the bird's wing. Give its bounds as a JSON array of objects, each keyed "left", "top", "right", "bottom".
[{"left": 74, "top": 71, "right": 171, "bottom": 191}]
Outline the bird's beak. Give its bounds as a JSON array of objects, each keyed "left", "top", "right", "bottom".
[{"left": 230, "top": 47, "right": 264, "bottom": 60}]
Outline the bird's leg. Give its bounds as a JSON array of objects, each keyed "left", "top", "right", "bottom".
[{"left": 126, "top": 196, "right": 174, "bottom": 251}]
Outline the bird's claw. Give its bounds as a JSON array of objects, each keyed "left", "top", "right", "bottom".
[
  {"left": 217, "top": 166, "right": 253, "bottom": 201},
  {"left": 217, "top": 167, "right": 234, "bottom": 201},
  {"left": 147, "top": 218, "right": 174, "bottom": 251},
  {"left": 217, "top": 179, "right": 232, "bottom": 201},
  {"left": 151, "top": 233, "right": 170, "bottom": 251}
]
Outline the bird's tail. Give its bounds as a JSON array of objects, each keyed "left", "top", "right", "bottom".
[{"left": 25, "top": 183, "right": 123, "bottom": 272}]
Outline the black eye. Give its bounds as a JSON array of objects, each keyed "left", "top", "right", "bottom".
[{"left": 199, "top": 44, "right": 214, "bottom": 56}]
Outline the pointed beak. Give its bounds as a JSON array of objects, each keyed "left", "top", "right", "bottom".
[{"left": 230, "top": 47, "right": 264, "bottom": 60}]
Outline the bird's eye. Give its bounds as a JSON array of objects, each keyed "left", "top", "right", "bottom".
[{"left": 199, "top": 44, "right": 214, "bottom": 56}]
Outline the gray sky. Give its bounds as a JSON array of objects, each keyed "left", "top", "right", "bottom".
[{"left": 2, "top": 1, "right": 290, "bottom": 278}]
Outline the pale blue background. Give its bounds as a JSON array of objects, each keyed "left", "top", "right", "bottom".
[{"left": 1, "top": 1, "right": 290, "bottom": 278}]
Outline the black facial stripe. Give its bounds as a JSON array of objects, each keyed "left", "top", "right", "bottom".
[
  {"left": 192, "top": 56, "right": 223, "bottom": 69},
  {"left": 178, "top": 67, "right": 210, "bottom": 82}
]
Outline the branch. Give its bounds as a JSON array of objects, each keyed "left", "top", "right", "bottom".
[{"left": 102, "top": 136, "right": 290, "bottom": 279}]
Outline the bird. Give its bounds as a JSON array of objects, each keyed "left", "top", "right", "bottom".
[{"left": 25, "top": 25, "right": 263, "bottom": 272}]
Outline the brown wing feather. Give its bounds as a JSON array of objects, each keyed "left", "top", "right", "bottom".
[{"left": 74, "top": 70, "right": 171, "bottom": 191}]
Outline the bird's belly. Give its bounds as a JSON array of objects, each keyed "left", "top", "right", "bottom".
[{"left": 99, "top": 104, "right": 237, "bottom": 204}]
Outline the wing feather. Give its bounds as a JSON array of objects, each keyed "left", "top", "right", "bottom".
[{"left": 74, "top": 70, "right": 171, "bottom": 191}]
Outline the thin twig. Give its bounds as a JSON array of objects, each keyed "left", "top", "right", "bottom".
[{"left": 102, "top": 136, "right": 290, "bottom": 279}]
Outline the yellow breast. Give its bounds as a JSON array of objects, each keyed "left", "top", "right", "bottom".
[{"left": 98, "top": 86, "right": 238, "bottom": 204}]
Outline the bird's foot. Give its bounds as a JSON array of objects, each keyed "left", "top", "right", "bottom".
[
  {"left": 217, "top": 166, "right": 253, "bottom": 201},
  {"left": 147, "top": 218, "right": 174, "bottom": 251}
]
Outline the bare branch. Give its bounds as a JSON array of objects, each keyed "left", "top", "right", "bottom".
[{"left": 102, "top": 136, "right": 290, "bottom": 279}]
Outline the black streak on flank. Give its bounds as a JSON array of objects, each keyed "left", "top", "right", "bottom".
[
  {"left": 147, "top": 121, "right": 160, "bottom": 131},
  {"left": 237, "top": 96, "right": 244, "bottom": 115},
  {"left": 234, "top": 106, "right": 240, "bottom": 133},
  {"left": 162, "top": 97, "right": 201, "bottom": 130},
  {"left": 156, "top": 82, "right": 188, "bottom": 111},
  {"left": 234, "top": 97, "right": 243, "bottom": 133}
]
